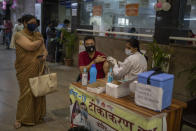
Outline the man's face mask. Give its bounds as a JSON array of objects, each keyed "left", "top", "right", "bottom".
[
  {"left": 27, "top": 23, "right": 37, "bottom": 32},
  {"left": 85, "top": 45, "right": 96, "bottom": 53}
]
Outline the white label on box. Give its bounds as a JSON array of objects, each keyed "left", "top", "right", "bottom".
[{"left": 135, "top": 83, "right": 163, "bottom": 111}]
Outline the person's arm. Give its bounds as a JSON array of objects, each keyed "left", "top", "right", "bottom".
[
  {"left": 113, "top": 58, "right": 133, "bottom": 79},
  {"left": 103, "top": 61, "right": 109, "bottom": 75},
  {"left": 79, "top": 55, "right": 106, "bottom": 73},
  {"left": 80, "top": 60, "right": 95, "bottom": 73},
  {"left": 15, "top": 32, "right": 43, "bottom": 51},
  {"left": 41, "top": 43, "right": 48, "bottom": 61}
]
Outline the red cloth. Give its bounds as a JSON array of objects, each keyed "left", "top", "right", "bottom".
[
  {"left": 189, "top": 34, "right": 196, "bottom": 45},
  {"left": 79, "top": 51, "right": 106, "bottom": 79},
  {"left": 4, "top": 21, "right": 13, "bottom": 33}
]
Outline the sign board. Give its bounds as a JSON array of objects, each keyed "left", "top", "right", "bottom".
[
  {"left": 135, "top": 83, "right": 163, "bottom": 111},
  {"left": 93, "top": 6, "right": 102, "bottom": 16},
  {"left": 70, "top": 84, "right": 165, "bottom": 131},
  {"left": 72, "top": 9, "right": 77, "bottom": 16},
  {"left": 126, "top": 4, "right": 139, "bottom": 16}
]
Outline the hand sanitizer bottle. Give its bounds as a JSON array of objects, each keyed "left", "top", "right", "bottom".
[
  {"left": 89, "top": 64, "right": 97, "bottom": 84},
  {"left": 107, "top": 67, "right": 113, "bottom": 83},
  {"left": 82, "top": 68, "right": 88, "bottom": 86}
]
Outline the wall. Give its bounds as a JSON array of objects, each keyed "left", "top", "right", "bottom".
[{"left": 75, "top": 35, "right": 196, "bottom": 102}]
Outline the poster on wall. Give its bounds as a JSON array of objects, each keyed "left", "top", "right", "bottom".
[
  {"left": 72, "top": 9, "right": 77, "bottom": 16},
  {"left": 125, "top": 3, "right": 139, "bottom": 16},
  {"left": 93, "top": 6, "right": 102, "bottom": 16}
]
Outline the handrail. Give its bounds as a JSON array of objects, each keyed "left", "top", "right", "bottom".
[
  {"left": 169, "top": 36, "right": 196, "bottom": 42},
  {"left": 76, "top": 29, "right": 196, "bottom": 42},
  {"left": 76, "top": 29, "right": 153, "bottom": 38}
]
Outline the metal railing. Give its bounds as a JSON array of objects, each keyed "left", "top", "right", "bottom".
[
  {"left": 169, "top": 36, "right": 196, "bottom": 42},
  {"left": 76, "top": 29, "right": 153, "bottom": 38},
  {"left": 76, "top": 28, "right": 196, "bottom": 43}
]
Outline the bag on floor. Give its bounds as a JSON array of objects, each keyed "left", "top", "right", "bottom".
[{"left": 29, "top": 62, "right": 58, "bottom": 97}]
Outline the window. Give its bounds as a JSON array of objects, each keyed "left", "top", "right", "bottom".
[{"left": 80, "top": 0, "right": 156, "bottom": 39}]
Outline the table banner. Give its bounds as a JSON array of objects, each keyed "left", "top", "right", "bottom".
[{"left": 69, "top": 84, "right": 165, "bottom": 131}]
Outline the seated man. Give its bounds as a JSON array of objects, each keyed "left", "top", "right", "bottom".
[{"left": 79, "top": 36, "right": 109, "bottom": 79}]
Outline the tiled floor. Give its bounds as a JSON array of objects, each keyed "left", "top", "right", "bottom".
[{"left": 0, "top": 46, "right": 195, "bottom": 131}]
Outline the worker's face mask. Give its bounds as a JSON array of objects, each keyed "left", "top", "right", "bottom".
[
  {"left": 125, "top": 48, "right": 133, "bottom": 56},
  {"left": 85, "top": 45, "right": 96, "bottom": 53},
  {"left": 27, "top": 24, "right": 37, "bottom": 32}
]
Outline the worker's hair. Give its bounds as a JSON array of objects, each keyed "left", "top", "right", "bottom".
[
  {"left": 127, "top": 38, "right": 140, "bottom": 52},
  {"left": 127, "top": 38, "right": 148, "bottom": 61},
  {"left": 84, "top": 36, "right": 96, "bottom": 45},
  {"left": 21, "top": 14, "right": 36, "bottom": 24}
]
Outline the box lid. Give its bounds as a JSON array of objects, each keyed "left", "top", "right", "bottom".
[
  {"left": 151, "top": 73, "right": 174, "bottom": 81},
  {"left": 138, "top": 71, "right": 174, "bottom": 82},
  {"left": 138, "top": 71, "right": 155, "bottom": 78}
]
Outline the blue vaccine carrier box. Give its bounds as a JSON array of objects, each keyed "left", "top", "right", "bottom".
[{"left": 138, "top": 71, "right": 174, "bottom": 110}]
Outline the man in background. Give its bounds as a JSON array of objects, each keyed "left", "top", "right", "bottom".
[{"left": 4, "top": 19, "right": 13, "bottom": 49}]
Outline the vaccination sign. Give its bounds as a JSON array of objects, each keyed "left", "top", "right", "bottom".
[
  {"left": 126, "top": 3, "right": 139, "bottom": 16},
  {"left": 69, "top": 84, "right": 166, "bottom": 131}
]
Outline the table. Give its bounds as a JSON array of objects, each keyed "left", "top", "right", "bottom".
[{"left": 69, "top": 80, "right": 187, "bottom": 131}]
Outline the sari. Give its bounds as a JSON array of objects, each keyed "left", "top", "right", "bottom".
[{"left": 15, "top": 30, "right": 46, "bottom": 125}]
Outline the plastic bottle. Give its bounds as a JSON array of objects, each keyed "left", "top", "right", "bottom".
[
  {"left": 82, "top": 68, "right": 88, "bottom": 86},
  {"left": 89, "top": 64, "right": 97, "bottom": 84},
  {"left": 107, "top": 67, "right": 113, "bottom": 83}
]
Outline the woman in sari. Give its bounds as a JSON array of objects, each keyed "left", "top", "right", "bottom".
[{"left": 14, "top": 14, "right": 48, "bottom": 129}]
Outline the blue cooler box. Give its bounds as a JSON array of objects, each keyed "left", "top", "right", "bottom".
[{"left": 138, "top": 71, "right": 174, "bottom": 110}]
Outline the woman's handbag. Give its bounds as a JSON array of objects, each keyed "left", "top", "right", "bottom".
[{"left": 29, "top": 62, "right": 58, "bottom": 97}]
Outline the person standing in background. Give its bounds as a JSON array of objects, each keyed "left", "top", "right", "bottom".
[
  {"left": 35, "top": 19, "right": 40, "bottom": 32},
  {"left": 10, "top": 18, "right": 24, "bottom": 49},
  {"left": 60, "top": 19, "right": 70, "bottom": 43},
  {"left": 188, "top": 30, "right": 196, "bottom": 46},
  {"left": 79, "top": 36, "right": 109, "bottom": 80},
  {"left": 46, "top": 21, "right": 54, "bottom": 50},
  {"left": 128, "top": 27, "right": 138, "bottom": 40},
  {"left": 4, "top": 19, "right": 13, "bottom": 49}
]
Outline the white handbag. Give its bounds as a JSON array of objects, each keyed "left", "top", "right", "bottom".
[{"left": 29, "top": 62, "right": 58, "bottom": 97}]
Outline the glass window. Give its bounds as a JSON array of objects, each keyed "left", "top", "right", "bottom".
[{"left": 80, "top": 0, "right": 156, "bottom": 40}]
